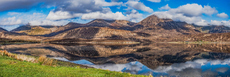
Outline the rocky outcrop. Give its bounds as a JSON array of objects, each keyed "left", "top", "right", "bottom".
[
  {"left": 0, "top": 27, "right": 7, "bottom": 32},
  {"left": 194, "top": 25, "right": 230, "bottom": 33},
  {"left": 0, "top": 32, "right": 44, "bottom": 41},
  {"left": 51, "top": 27, "right": 147, "bottom": 42},
  {"left": 11, "top": 25, "right": 59, "bottom": 35},
  {"left": 135, "top": 15, "right": 200, "bottom": 35}
]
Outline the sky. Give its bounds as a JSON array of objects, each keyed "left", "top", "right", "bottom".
[{"left": 0, "top": 0, "right": 229, "bottom": 30}]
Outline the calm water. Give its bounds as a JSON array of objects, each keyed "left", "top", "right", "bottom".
[{"left": 1, "top": 43, "right": 230, "bottom": 77}]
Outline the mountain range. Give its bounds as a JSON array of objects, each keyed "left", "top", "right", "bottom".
[{"left": 1, "top": 15, "right": 230, "bottom": 43}]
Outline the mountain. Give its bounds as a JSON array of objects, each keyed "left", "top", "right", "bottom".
[
  {"left": 50, "top": 27, "right": 150, "bottom": 43},
  {"left": 86, "top": 19, "right": 135, "bottom": 27},
  {"left": 0, "top": 31, "right": 44, "bottom": 41},
  {"left": 44, "top": 22, "right": 84, "bottom": 36},
  {"left": 193, "top": 25, "right": 230, "bottom": 33},
  {"left": 0, "top": 27, "right": 7, "bottom": 32},
  {"left": 130, "top": 15, "right": 200, "bottom": 41},
  {"left": 85, "top": 19, "right": 137, "bottom": 30},
  {"left": 3, "top": 14, "right": 230, "bottom": 43},
  {"left": 11, "top": 25, "right": 59, "bottom": 35},
  {"left": 136, "top": 15, "right": 200, "bottom": 34},
  {"left": 42, "top": 19, "right": 139, "bottom": 37}
]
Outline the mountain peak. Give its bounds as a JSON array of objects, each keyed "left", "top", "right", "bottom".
[
  {"left": 138, "top": 15, "right": 164, "bottom": 27},
  {"left": 0, "top": 27, "right": 7, "bottom": 32},
  {"left": 66, "top": 22, "right": 81, "bottom": 26}
]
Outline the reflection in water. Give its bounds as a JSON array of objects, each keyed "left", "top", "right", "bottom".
[
  {"left": 54, "top": 58, "right": 230, "bottom": 77},
  {"left": 1, "top": 43, "right": 230, "bottom": 76}
]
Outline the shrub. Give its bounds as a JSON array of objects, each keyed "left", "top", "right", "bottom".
[{"left": 38, "top": 56, "right": 57, "bottom": 66}]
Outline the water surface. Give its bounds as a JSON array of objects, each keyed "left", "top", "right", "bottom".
[{"left": 1, "top": 43, "right": 230, "bottom": 76}]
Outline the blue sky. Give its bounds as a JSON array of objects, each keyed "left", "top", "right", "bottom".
[{"left": 0, "top": 0, "right": 229, "bottom": 30}]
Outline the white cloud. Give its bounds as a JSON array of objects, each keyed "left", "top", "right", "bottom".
[
  {"left": 147, "top": 0, "right": 161, "bottom": 3},
  {"left": 217, "top": 13, "right": 229, "bottom": 18},
  {"left": 126, "top": 0, "right": 153, "bottom": 13},
  {"left": 153, "top": 11, "right": 207, "bottom": 25},
  {"left": 159, "top": 4, "right": 171, "bottom": 10},
  {"left": 29, "top": 20, "right": 69, "bottom": 26},
  {"left": 165, "top": 4, "right": 217, "bottom": 17},
  {"left": 81, "top": 9, "right": 143, "bottom": 22},
  {"left": 171, "top": 4, "right": 203, "bottom": 16},
  {"left": 46, "top": 11, "right": 82, "bottom": 20},
  {"left": 153, "top": 3, "right": 219, "bottom": 26},
  {"left": 0, "top": 12, "right": 72, "bottom": 26},
  {"left": 126, "top": 10, "right": 144, "bottom": 22},
  {"left": 154, "top": 58, "right": 230, "bottom": 77},
  {"left": 82, "top": 11, "right": 127, "bottom": 20},
  {"left": 194, "top": 19, "right": 208, "bottom": 26},
  {"left": 0, "top": 17, "right": 22, "bottom": 25},
  {"left": 95, "top": 0, "right": 123, "bottom": 6},
  {"left": 202, "top": 5, "right": 218, "bottom": 16},
  {"left": 210, "top": 20, "right": 230, "bottom": 26}
]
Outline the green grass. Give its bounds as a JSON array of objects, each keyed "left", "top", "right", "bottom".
[{"left": 0, "top": 55, "right": 147, "bottom": 77}]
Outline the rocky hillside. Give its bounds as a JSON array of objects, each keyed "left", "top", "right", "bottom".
[
  {"left": 135, "top": 15, "right": 200, "bottom": 35},
  {"left": 44, "top": 22, "right": 84, "bottom": 36},
  {"left": 51, "top": 27, "right": 150, "bottom": 42},
  {"left": 85, "top": 19, "right": 138, "bottom": 31},
  {"left": 0, "top": 27, "right": 7, "bottom": 32},
  {"left": 1, "top": 15, "right": 230, "bottom": 43},
  {"left": 169, "top": 33, "right": 230, "bottom": 42},
  {"left": 194, "top": 25, "right": 230, "bottom": 33},
  {"left": 12, "top": 25, "right": 59, "bottom": 35},
  {"left": 0, "top": 31, "right": 44, "bottom": 41},
  {"left": 47, "top": 15, "right": 203, "bottom": 42}
]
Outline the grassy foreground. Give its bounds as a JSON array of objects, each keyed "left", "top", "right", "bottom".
[{"left": 0, "top": 51, "right": 148, "bottom": 77}]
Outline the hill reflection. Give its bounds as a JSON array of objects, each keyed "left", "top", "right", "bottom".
[{"left": 1, "top": 43, "right": 230, "bottom": 70}]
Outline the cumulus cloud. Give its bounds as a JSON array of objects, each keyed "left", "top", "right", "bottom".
[
  {"left": 0, "top": 0, "right": 150, "bottom": 22},
  {"left": 46, "top": 11, "right": 82, "bottom": 20},
  {"left": 153, "top": 11, "right": 208, "bottom": 26},
  {"left": 0, "top": 0, "right": 42, "bottom": 11},
  {"left": 0, "top": 17, "right": 22, "bottom": 25},
  {"left": 29, "top": 20, "right": 69, "bottom": 26},
  {"left": 54, "top": 0, "right": 106, "bottom": 13},
  {"left": 153, "top": 3, "right": 219, "bottom": 26},
  {"left": 147, "top": 0, "right": 161, "bottom": 3},
  {"left": 126, "top": 0, "right": 153, "bottom": 13},
  {"left": 159, "top": 4, "right": 171, "bottom": 10},
  {"left": 95, "top": 0, "right": 123, "bottom": 6},
  {"left": 217, "top": 13, "right": 229, "bottom": 18},
  {"left": 0, "top": 12, "right": 72, "bottom": 26},
  {"left": 0, "top": 0, "right": 120, "bottom": 13},
  {"left": 81, "top": 9, "right": 143, "bottom": 22},
  {"left": 202, "top": 5, "right": 218, "bottom": 16},
  {"left": 153, "top": 58, "right": 230, "bottom": 77},
  {"left": 210, "top": 20, "right": 230, "bottom": 26},
  {"left": 169, "top": 4, "right": 217, "bottom": 17},
  {"left": 82, "top": 11, "right": 127, "bottom": 20}
]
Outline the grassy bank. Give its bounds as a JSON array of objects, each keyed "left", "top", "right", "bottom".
[{"left": 0, "top": 51, "right": 148, "bottom": 77}]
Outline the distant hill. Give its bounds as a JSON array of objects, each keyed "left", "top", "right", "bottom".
[
  {"left": 85, "top": 19, "right": 138, "bottom": 31},
  {"left": 193, "top": 25, "right": 230, "bottom": 33},
  {"left": 3, "top": 15, "right": 230, "bottom": 42},
  {"left": 11, "top": 25, "right": 59, "bottom": 35},
  {"left": 0, "top": 27, "right": 7, "bottom": 32},
  {"left": 44, "top": 22, "right": 84, "bottom": 37},
  {"left": 50, "top": 27, "right": 151, "bottom": 43},
  {"left": 131, "top": 15, "right": 200, "bottom": 41},
  {"left": 0, "top": 31, "right": 44, "bottom": 41}
]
